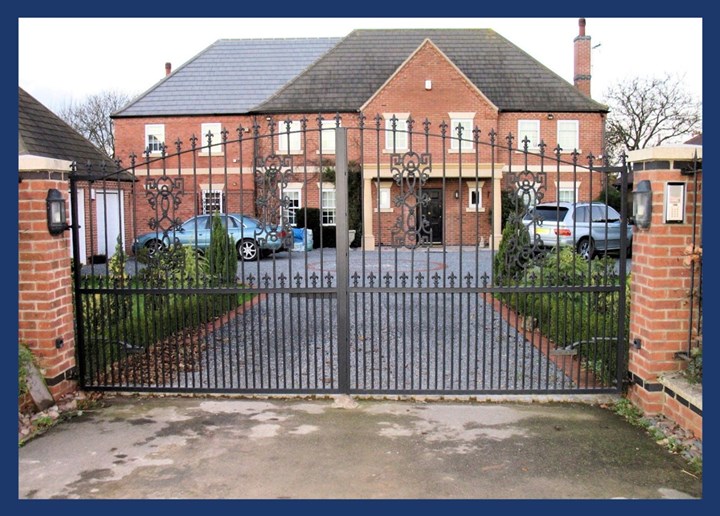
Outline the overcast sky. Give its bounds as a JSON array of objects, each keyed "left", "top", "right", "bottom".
[{"left": 18, "top": 17, "right": 702, "bottom": 115}]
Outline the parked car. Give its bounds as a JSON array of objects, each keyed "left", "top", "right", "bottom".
[
  {"left": 522, "top": 201, "right": 633, "bottom": 260},
  {"left": 132, "top": 214, "right": 289, "bottom": 261}
]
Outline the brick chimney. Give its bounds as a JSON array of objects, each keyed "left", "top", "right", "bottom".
[
  {"left": 573, "top": 18, "right": 592, "bottom": 97},
  {"left": 165, "top": 62, "right": 172, "bottom": 76}
]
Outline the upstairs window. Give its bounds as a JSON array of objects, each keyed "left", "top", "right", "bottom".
[
  {"left": 384, "top": 114, "right": 409, "bottom": 151},
  {"left": 517, "top": 120, "right": 540, "bottom": 150},
  {"left": 145, "top": 124, "right": 165, "bottom": 154},
  {"left": 557, "top": 120, "right": 579, "bottom": 152},
  {"left": 200, "top": 122, "right": 224, "bottom": 155},
  {"left": 278, "top": 120, "right": 302, "bottom": 154},
  {"left": 320, "top": 119, "right": 339, "bottom": 154},
  {"left": 449, "top": 113, "right": 475, "bottom": 151}
]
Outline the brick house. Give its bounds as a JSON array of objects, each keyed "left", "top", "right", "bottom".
[{"left": 112, "top": 19, "right": 608, "bottom": 251}]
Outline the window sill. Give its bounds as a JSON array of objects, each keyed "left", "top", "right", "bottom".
[
  {"left": 465, "top": 207, "right": 487, "bottom": 213},
  {"left": 374, "top": 208, "right": 394, "bottom": 213},
  {"left": 277, "top": 150, "right": 304, "bottom": 156},
  {"left": 448, "top": 148, "right": 475, "bottom": 154},
  {"left": 198, "top": 152, "right": 225, "bottom": 157},
  {"left": 382, "top": 149, "right": 409, "bottom": 154},
  {"left": 316, "top": 150, "right": 336, "bottom": 155}
]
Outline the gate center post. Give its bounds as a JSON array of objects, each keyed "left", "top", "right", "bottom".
[{"left": 335, "top": 127, "right": 351, "bottom": 393}]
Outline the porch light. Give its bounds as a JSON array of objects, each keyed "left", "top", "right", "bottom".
[
  {"left": 46, "top": 188, "right": 69, "bottom": 235},
  {"left": 632, "top": 180, "right": 652, "bottom": 229}
]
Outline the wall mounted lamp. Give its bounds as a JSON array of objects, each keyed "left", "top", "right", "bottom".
[
  {"left": 547, "top": 113, "right": 555, "bottom": 120},
  {"left": 46, "top": 188, "right": 69, "bottom": 235},
  {"left": 454, "top": 190, "right": 460, "bottom": 200},
  {"left": 632, "top": 179, "right": 652, "bottom": 229}
]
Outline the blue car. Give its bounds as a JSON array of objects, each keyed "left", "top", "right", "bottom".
[{"left": 132, "top": 214, "right": 289, "bottom": 261}]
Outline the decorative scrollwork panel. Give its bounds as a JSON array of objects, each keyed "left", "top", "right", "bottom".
[{"left": 389, "top": 151, "right": 432, "bottom": 249}]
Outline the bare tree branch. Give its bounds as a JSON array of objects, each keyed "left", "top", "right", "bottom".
[
  {"left": 58, "top": 90, "right": 134, "bottom": 159},
  {"left": 604, "top": 73, "right": 701, "bottom": 163}
]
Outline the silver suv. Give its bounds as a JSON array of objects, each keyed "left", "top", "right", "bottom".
[{"left": 522, "top": 201, "right": 632, "bottom": 260}]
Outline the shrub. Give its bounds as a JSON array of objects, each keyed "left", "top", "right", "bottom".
[
  {"left": 207, "top": 212, "right": 238, "bottom": 286},
  {"left": 496, "top": 246, "right": 629, "bottom": 385},
  {"left": 18, "top": 343, "right": 35, "bottom": 397},
  {"left": 494, "top": 212, "right": 533, "bottom": 283}
]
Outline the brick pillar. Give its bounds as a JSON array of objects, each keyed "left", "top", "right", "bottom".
[
  {"left": 626, "top": 148, "right": 702, "bottom": 416},
  {"left": 18, "top": 170, "right": 77, "bottom": 400}
]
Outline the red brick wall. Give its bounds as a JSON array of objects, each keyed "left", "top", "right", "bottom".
[
  {"left": 369, "top": 180, "right": 493, "bottom": 246},
  {"left": 361, "top": 41, "right": 499, "bottom": 160},
  {"left": 18, "top": 177, "right": 76, "bottom": 399},
  {"left": 627, "top": 162, "right": 702, "bottom": 439}
]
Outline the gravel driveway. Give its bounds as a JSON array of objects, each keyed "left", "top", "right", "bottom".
[{"left": 176, "top": 247, "right": 573, "bottom": 393}]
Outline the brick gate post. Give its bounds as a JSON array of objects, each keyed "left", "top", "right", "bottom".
[
  {"left": 626, "top": 145, "right": 702, "bottom": 439},
  {"left": 18, "top": 158, "right": 77, "bottom": 400}
]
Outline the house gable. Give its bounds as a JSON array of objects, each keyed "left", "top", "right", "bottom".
[{"left": 361, "top": 39, "right": 498, "bottom": 132}]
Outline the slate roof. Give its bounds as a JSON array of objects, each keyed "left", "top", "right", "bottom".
[
  {"left": 684, "top": 134, "right": 702, "bottom": 145},
  {"left": 19, "top": 87, "right": 124, "bottom": 178},
  {"left": 256, "top": 29, "right": 609, "bottom": 114},
  {"left": 113, "top": 37, "right": 342, "bottom": 117}
]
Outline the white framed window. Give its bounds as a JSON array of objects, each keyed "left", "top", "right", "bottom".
[
  {"left": 379, "top": 187, "right": 391, "bottom": 210},
  {"left": 556, "top": 181, "right": 580, "bottom": 203},
  {"left": 321, "top": 189, "right": 337, "bottom": 225},
  {"left": 202, "top": 189, "right": 224, "bottom": 214},
  {"left": 384, "top": 113, "right": 409, "bottom": 151},
  {"left": 466, "top": 181, "right": 485, "bottom": 212},
  {"left": 449, "top": 113, "right": 475, "bottom": 151},
  {"left": 200, "top": 122, "right": 224, "bottom": 155},
  {"left": 320, "top": 119, "right": 339, "bottom": 153},
  {"left": 374, "top": 182, "right": 393, "bottom": 212},
  {"left": 145, "top": 124, "right": 165, "bottom": 154},
  {"left": 557, "top": 120, "right": 579, "bottom": 152},
  {"left": 517, "top": 120, "right": 540, "bottom": 149},
  {"left": 284, "top": 189, "right": 302, "bottom": 226},
  {"left": 278, "top": 120, "right": 302, "bottom": 153}
]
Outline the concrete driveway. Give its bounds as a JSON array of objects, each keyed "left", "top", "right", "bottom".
[{"left": 18, "top": 394, "right": 701, "bottom": 500}]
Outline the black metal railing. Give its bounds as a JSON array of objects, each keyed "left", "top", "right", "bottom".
[{"left": 70, "top": 115, "right": 628, "bottom": 394}]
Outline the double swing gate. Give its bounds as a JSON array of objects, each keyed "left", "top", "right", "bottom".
[{"left": 72, "top": 116, "right": 629, "bottom": 395}]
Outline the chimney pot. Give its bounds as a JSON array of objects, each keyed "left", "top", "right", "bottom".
[
  {"left": 579, "top": 18, "right": 586, "bottom": 37},
  {"left": 165, "top": 62, "right": 172, "bottom": 76}
]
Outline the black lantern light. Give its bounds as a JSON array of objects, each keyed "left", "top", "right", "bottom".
[
  {"left": 46, "top": 189, "right": 69, "bottom": 235},
  {"left": 632, "top": 180, "right": 653, "bottom": 229}
]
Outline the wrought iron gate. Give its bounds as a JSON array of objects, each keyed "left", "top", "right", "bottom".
[{"left": 71, "top": 116, "right": 629, "bottom": 395}]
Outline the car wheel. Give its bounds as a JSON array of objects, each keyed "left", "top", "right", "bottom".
[
  {"left": 145, "top": 239, "right": 166, "bottom": 257},
  {"left": 576, "top": 238, "right": 595, "bottom": 260},
  {"left": 238, "top": 239, "right": 259, "bottom": 261}
]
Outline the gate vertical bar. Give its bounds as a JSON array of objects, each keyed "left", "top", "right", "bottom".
[
  {"left": 69, "top": 168, "right": 86, "bottom": 387},
  {"left": 335, "top": 127, "right": 350, "bottom": 392},
  {"left": 616, "top": 157, "right": 629, "bottom": 390}
]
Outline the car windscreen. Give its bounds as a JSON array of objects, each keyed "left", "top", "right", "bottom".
[{"left": 529, "top": 207, "right": 569, "bottom": 222}]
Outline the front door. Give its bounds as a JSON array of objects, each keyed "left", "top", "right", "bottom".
[{"left": 422, "top": 189, "right": 443, "bottom": 243}]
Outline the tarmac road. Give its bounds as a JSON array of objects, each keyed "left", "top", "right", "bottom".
[{"left": 18, "top": 394, "right": 701, "bottom": 500}]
